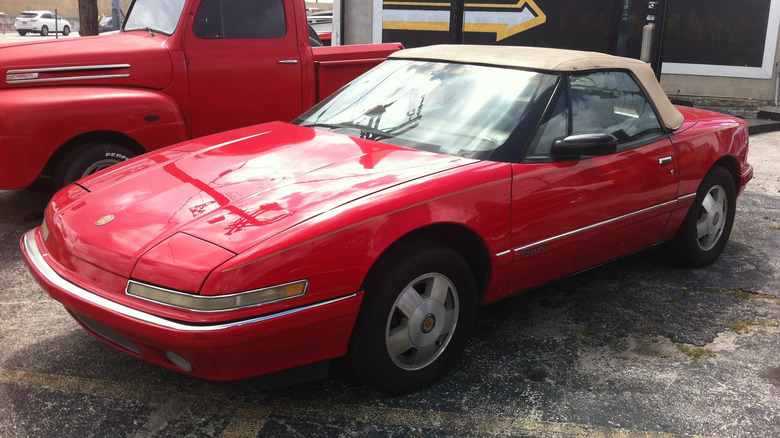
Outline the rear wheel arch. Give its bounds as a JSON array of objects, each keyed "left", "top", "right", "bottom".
[
  {"left": 710, "top": 155, "right": 741, "bottom": 191},
  {"left": 665, "top": 164, "right": 737, "bottom": 267}
]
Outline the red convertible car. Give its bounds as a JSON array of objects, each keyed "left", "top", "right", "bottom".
[{"left": 21, "top": 45, "right": 752, "bottom": 393}]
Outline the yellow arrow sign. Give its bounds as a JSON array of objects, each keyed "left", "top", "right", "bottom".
[{"left": 382, "top": 1, "right": 547, "bottom": 41}]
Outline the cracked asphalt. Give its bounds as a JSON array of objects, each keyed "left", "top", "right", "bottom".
[{"left": 1, "top": 131, "right": 778, "bottom": 437}]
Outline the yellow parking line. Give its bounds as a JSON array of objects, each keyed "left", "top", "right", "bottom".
[
  {"left": 0, "top": 367, "right": 164, "bottom": 404},
  {"left": 225, "top": 403, "right": 718, "bottom": 438},
  {"left": 0, "top": 367, "right": 718, "bottom": 438}
]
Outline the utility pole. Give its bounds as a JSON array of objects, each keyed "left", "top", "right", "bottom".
[
  {"left": 112, "top": 0, "right": 122, "bottom": 30},
  {"left": 78, "top": 0, "right": 99, "bottom": 36}
]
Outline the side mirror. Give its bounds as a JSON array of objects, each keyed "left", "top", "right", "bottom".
[{"left": 552, "top": 133, "right": 618, "bottom": 159}]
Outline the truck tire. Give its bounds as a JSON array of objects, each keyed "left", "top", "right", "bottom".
[{"left": 53, "top": 141, "right": 136, "bottom": 190}]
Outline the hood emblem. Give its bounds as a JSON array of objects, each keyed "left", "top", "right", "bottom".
[{"left": 95, "top": 215, "right": 115, "bottom": 226}]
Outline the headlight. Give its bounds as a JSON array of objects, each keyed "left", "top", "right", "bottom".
[{"left": 126, "top": 279, "right": 308, "bottom": 312}]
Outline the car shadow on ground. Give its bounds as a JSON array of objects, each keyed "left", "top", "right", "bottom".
[{"left": 6, "top": 240, "right": 772, "bottom": 387}]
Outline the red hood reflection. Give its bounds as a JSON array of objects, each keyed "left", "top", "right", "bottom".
[{"left": 47, "top": 122, "right": 472, "bottom": 277}]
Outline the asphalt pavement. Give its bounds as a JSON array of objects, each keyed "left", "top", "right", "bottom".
[{"left": 0, "top": 134, "right": 778, "bottom": 436}]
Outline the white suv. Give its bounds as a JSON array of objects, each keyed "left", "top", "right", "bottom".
[{"left": 14, "top": 11, "right": 71, "bottom": 36}]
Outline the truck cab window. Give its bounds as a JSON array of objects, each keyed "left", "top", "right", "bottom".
[{"left": 194, "top": 0, "right": 287, "bottom": 39}]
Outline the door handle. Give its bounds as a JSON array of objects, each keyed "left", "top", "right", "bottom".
[
  {"left": 278, "top": 60, "right": 299, "bottom": 64},
  {"left": 658, "top": 156, "right": 673, "bottom": 165}
]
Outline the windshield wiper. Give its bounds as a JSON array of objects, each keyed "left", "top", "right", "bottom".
[{"left": 300, "top": 122, "right": 393, "bottom": 140}]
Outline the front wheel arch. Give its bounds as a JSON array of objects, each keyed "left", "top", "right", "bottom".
[
  {"left": 347, "top": 240, "right": 479, "bottom": 393},
  {"left": 363, "top": 224, "right": 492, "bottom": 303},
  {"left": 43, "top": 132, "right": 145, "bottom": 190}
]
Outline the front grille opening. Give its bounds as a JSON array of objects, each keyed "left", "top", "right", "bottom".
[{"left": 71, "top": 311, "right": 141, "bottom": 355}]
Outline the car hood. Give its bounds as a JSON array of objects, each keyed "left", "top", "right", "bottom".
[
  {"left": 47, "top": 122, "right": 473, "bottom": 278},
  {"left": 0, "top": 32, "right": 172, "bottom": 90}
]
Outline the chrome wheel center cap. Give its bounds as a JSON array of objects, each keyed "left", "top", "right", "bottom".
[
  {"left": 409, "top": 299, "right": 447, "bottom": 347},
  {"left": 421, "top": 314, "right": 436, "bottom": 333}
]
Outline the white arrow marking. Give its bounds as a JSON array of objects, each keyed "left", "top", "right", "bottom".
[
  {"left": 384, "top": 8, "right": 537, "bottom": 27},
  {"left": 383, "top": 10, "right": 450, "bottom": 23},
  {"left": 464, "top": 8, "right": 536, "bottom": 26}
]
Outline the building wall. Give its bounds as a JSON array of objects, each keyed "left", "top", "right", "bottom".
[
  {"left": 358, "top": 0, "right": 780, "bottom": 104},
  {"left": 660, "top": 28, "right": 780, "bottom": 103}
]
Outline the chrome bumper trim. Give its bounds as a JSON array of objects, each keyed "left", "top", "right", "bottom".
[{"left": 22, "top": 230, "right": 356, "bottom": 332}]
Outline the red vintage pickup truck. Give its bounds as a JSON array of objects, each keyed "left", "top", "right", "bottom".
[{"left": 0, "top": 0, "right": 401, "bottom": 190}]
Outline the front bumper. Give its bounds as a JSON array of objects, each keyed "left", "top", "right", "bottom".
[
  {"left": 739, "top": 163, "right": 754, "bottom": 196},
  {"left": 20, "top": 229, "right": 362, "bottom": 380}
]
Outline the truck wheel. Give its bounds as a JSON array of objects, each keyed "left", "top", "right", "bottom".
[
  {"left": 41, "top": 26, "right": 49, "bottom": 36},
  {"left": 53, "top": 141, "right": 136, "bottom": 190},
  {"left": 665, "top": 166, "right": 736, "bottom": 267},
  {"left": 62, "top": 26, "right": 71, "bottom": 36},
  {"left": 348, "top": 241, "right": 478, "bottom": 394},
  {"left": 18, "top": 31, "right": 27, "bottom": 36}
]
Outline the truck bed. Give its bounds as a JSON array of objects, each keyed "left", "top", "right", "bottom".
[{"left": 313, "top": 43, "right": 404, "bottom": 99}]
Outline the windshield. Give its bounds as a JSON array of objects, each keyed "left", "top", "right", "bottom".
[
  {"left": 124, "top": 0, "right": 187, "bottom": 35},
  {"left": 296, "top": 60, "right": 554, "bottom": 160}
]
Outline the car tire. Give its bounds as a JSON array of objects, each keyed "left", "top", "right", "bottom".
[
  {"left": 53, "top": 141, "right": 136, "bottom": 190},
  {"left": 347, "top": 241, "right": 478, "bottom": 394},
  {"left": 665, "top": 166, "right": 736, "bottom": 268},
  {"left": 18, "top": 30, "right": 27, "bottom": 36},
  {"left": 41, "top": 25, "right": 49, "bottom": 36},
  {"left": 62, "top": 26, "right": 70, "bottom": 36}
]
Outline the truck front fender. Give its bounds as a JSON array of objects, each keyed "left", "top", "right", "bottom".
[{"left": 0, "top": 86, "right": 189, "bottom": 189}]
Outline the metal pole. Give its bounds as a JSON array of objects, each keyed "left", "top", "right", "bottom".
[
  {"left": 449, "top": 0, "right": 465, "bottom": 44},
  {"left": 112, "top": 0, "right": 122, "bottom": 30},
  {"left": 650, "top": 0, "right": 668, "bottom": 80}
]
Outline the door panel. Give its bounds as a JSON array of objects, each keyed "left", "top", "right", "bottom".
[
  {"left": 183, "top": 0, "right": 303, "bottom": 138},
  {"left": 508, "top": 138, "right": 678, "bottom": 292},
  {"left": 507, "top": 70, "right": 679, "bottom": 295}
]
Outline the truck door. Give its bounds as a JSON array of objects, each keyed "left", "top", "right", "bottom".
[{"left": 184, "top": 0, "right": 304, "bottom": 138}]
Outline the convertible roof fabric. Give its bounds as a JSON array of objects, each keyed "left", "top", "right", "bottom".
[{"left": 390, "top": 45, "right": 685, "bottom": 131}]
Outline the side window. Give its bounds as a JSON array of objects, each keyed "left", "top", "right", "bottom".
[
  {"left": 570, "top": 71, "right": 663, "bottom": 143},
  {"left": 194, "top": 0, "right": 287, "bottom": 39},
  {"left": 526, "top": 86, "right": 568, "bottom": 157}
]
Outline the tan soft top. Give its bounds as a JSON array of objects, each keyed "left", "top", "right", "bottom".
[{"left": 390, "top": 45, "right": 684, "bottom": 131}]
